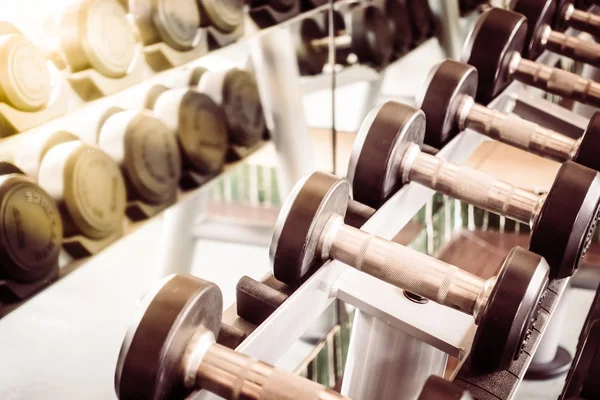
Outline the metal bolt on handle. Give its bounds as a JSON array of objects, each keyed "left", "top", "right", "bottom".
[
  {"left": 183, "top": 328, "right": 349, "bottom": 400},
  {"left": 319, "top": 214, "right": 495, "bottom": 321},
  {"left": 456, "top": 95, "right": 581, "bottom": 162},
  {"left": 509, "top": 52, "right": 600, "bottom": 108},
  {"left": 400, "top": 144, "right": 544, "bottom": 227}
]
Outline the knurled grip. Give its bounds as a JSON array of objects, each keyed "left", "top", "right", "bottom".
[
  {"left": 465, "top": 103, "right": 576, "bottom": 162},
  {"left": 408, "top": 152, "right": 539, "bottom": 225},
  {"left": 258, "top": 369, "right": 348, "bottom": 400},
  {"left": 569, "top": 9, "right": 600, "bottom": 38},
  {"left": 546, "top": 30, "right": 600, "bottom": 69},
  {"left": 513, "top": 58, "right": 600, "bottom": 108},
  {"left": 330, "top": 226, "right": 484, "bottom": 315}
]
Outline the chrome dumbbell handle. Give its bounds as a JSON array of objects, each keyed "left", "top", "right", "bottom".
[
  {"left": 543, "top": 26, "right": 600, "bottom": 68},
  {"left": 322, "top": 215, "right": 493, "bottom": 319},
  {"left": 401, "top": 144, "right": 543, "bottom": 226},
  {"left": 184, "top": 330, "right": 349, "bottom": 400},
  {"left": 510, "top": 53, "right": 600, "bottom": 108},
  {"left": 564, "top": 4, "right": 600, "bottom": 38},
  {"left": 311, "top": 34, "right": 352, "bottom": 50},
  {"left": 457, "top": 96, "right": 580, "bottom": 162}
]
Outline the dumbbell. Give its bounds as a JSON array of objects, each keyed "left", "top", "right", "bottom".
[
  {"left": 271, "top": 171, "right": 549, "bottom": 371},
  {"left": 36, "top": 132, "right": 127, "bottom": 241},
  {"left": 0, "top": 162, "right": 62, "bottom": 287},
  {"left": 248, "top": 0, "right": 297, "bottom": 12},
  {"left": 418, "top": 376, "right": 473, "bottom": 400},
  {"left": 419, "top": 59, "right": 600, "bottom": 173},
  {"left": 407, "top": 0, "right": 435, "bottom": 45},
  {"left": 196, "top": 68, "right": 267, "bottom": 151},
  {"left": 97, "top": 109, "right": 182, "bottom": 205},
  {"left": 347, "top": 101, "right": 600, "bottom": 279},
  {"left": 463, "top": 7, "right": 600, "bottom": 105},
  {"left": 129, "top": 0, "right": 201, "bottom": 51},
  {"left": 197, "top": 0, "right": 244, "bottom": 34},
  {"left": 115, "top": 274, "right": 350, "bottom": 400},
  {"left": 555, "top": 0, "right": 600, "bottom": 38},
  {"left": 0, "top": 26, "right": 51, "bottom": 112},
  {"left": 295, "top": 5, "right": 393, "bottom": 75},
  {"left": 373, "top": 0, "right": 413, "bottom": 56},
  {"left": 508, "top": 0, "right": 600, "bottom": 67},
  {"left": 59, "top": 0, "right": 136, "bottom": 78},
  {"left": 146, "top": 85, "right": 229, "bottom": 176}
]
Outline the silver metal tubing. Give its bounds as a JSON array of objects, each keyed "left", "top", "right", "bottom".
[
  {"left": 510, "top": 53, "right": 600, "bottom": 108},
  {"left": 459, "top": 97, "right": 579, "bottom": 162},
  {"left": 544, "top": 27, "right": 600, "bottom": 68},
  {"left": 311, "top": 34, "right": 352, "bottom": 51},
  {"left": 403, "top": 146, "right": 542, "bottom": 226},
  {"left": 564, "top": 5, "right": 600, "bottom": 39},
  {"left": 324, "top": 215, "right": 490, "bottom": 317}
]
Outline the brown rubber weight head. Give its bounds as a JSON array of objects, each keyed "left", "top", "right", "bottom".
[{"left": 116, "top": 274, "right": 222, "bottom": 400}]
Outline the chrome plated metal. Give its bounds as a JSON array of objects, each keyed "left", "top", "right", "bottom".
[{"left": 311, "top": 34, "right": 352, "bottom": 50}]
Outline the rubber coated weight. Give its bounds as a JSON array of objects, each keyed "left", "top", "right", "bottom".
[
  {"left": 471, "top": 247, "right": 549, "bottom": 371},
  {"left": 381, "top": 0, "right": 413, "bottom": 56},
  {"left": 574, "top": 112, "right": 600, "bottom": 173},
  {"left": 295, "top": 18, "right": 327, "bottom": 75},
  {"left": 419, "top": 60, "right": 478, "bottom": 148},
  {"left": 418, "top": 376, "right": 472, "bottom": 400},
  {"left": 407, "top": 0, "right": 434, "bottom": 44},
  {"left": 347, "top": 101, "right": 424, "bottom": 208},
  {"left": 462, "top": 8, "right": 529, "bottom": 104},
  {"left": 350, "top": 5, "right": 393, "bottom": 67},
  {"left": 197, "top": 0, "right": 243, "bottom": 33},
  {"left": 530, "top": 161, "right": 600, "bottom": 279},
  {"left": 509, "top": 0, "right": 557, "bottom": 59},
  {"left": 116, "top": 274, "right": 223, "bottom": 400},
  {"left": 222, "top": 69, "right": 266, "bottom": 148},
  {"left": 129, "top": 0, "right": 200, "bottom": 51},
  {"left": 270, "top": 172, "right": 349, "bottom": 286},
  {"left": 0, "top": 166, "right": 62, "bottom": 283}
]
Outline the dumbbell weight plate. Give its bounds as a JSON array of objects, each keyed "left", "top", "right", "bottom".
[
  {"left": 574, "top": 112, "right": 600, "bottom": 173},
  {"left": 462, "top": 8, "right": 528, "bottom": 104},
  {"left": 60, "top": 0, "right": 136, "bottom": 78},
  {"left": 509, "top": 0, "right": 557, "bottom": 60},
  {"left": 347, "top": 101, "right": 424, "bottom": 208},
  {"left": 0, "top": 34, "right": 51, "bottom": 112},
  {"left": 270, "top": 172, "right": 349, "bottom": 286},
  {"left": 222, "top": 69, "right": 266, "bottom": 148},
  {"left": 530, "top": 161, "right": 600, "bottom": 279},
  {"left": 0, "top": 165, "right": 62, "bottom": 283},
  {"left": 116, "top": 274, "right": 223, "bottom": 400},
  {"left": 350, "top": 5, "right": 393, "bottom": 67},
  {"left": 418, "top": 60, "right": 478, "bottom": 148},
  {"left": 130, "top": 0, "right": 200, "bottom": 51},
  {"left": 471, "top": 247, "right": 548, "bottom": 371},
  {"left": 198, "top": 0, "right": 243, "bottom": 33},
  {"left": 383, "top": 0, "right": 413, "bottom": 56},
  {"left": 407, "top": 0, "right": 434, "bottom": 43},
  {"left": 295, "top": 18, "right": 328, "bottom": 76}
]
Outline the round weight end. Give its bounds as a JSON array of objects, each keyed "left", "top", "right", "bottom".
[
  {"left": 81, "top": 0, "right": 136, "bottom": 78},
  {"left": 199, "top": 0, "right": 243, "bottom": 34},
  {"left": 295, "top": 18, "right": 327, "bottom": 76},
  {"left": 350, "top": 5, "right": 393, "bottom": 67},
  {"left": 471, "top": 247, "right": 549, "bottom": 372},
  {"left": 0, "top": 175, "right": 62, "bottom": 283},
  {"left": 531, "top": 161, "right": 600, "bottom": 279},
  {"left": 222, "top": 69, "right": 266, "bottom": 148},
  {"left": 271, "top": 172, "right": 349, "bottom": 287},
  {"left": 574, "top": 112, "right": 600, "bottom": 173},
  {"left": 177, "top": 90, "right": 229, "bottom": 175},
  {"left": 418, "top": 60, "right": 478, "bottom": 148},
  {"left": 509, "top": 0, "right": 556, "bottom": 60},
  {"left": 63, "top": 145, "right": 127, "bottom": 239},
  {"left": 0, "top": 34, "right": 51, "bottom": 112},
  {"left": 124, "top": 113, "right": 182, "bottom": 204},
  {"left": 347, "top": 101, "right": 424, "bottom": 208},
  {"left": 155, "top": 0, "right": 201, "bottom": 51},
  {"left": 462, "top": 8, "right": 528, "bottom": 104},
  {"left": 116, "top": 274, "right": 222, "bottom": 400}
]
